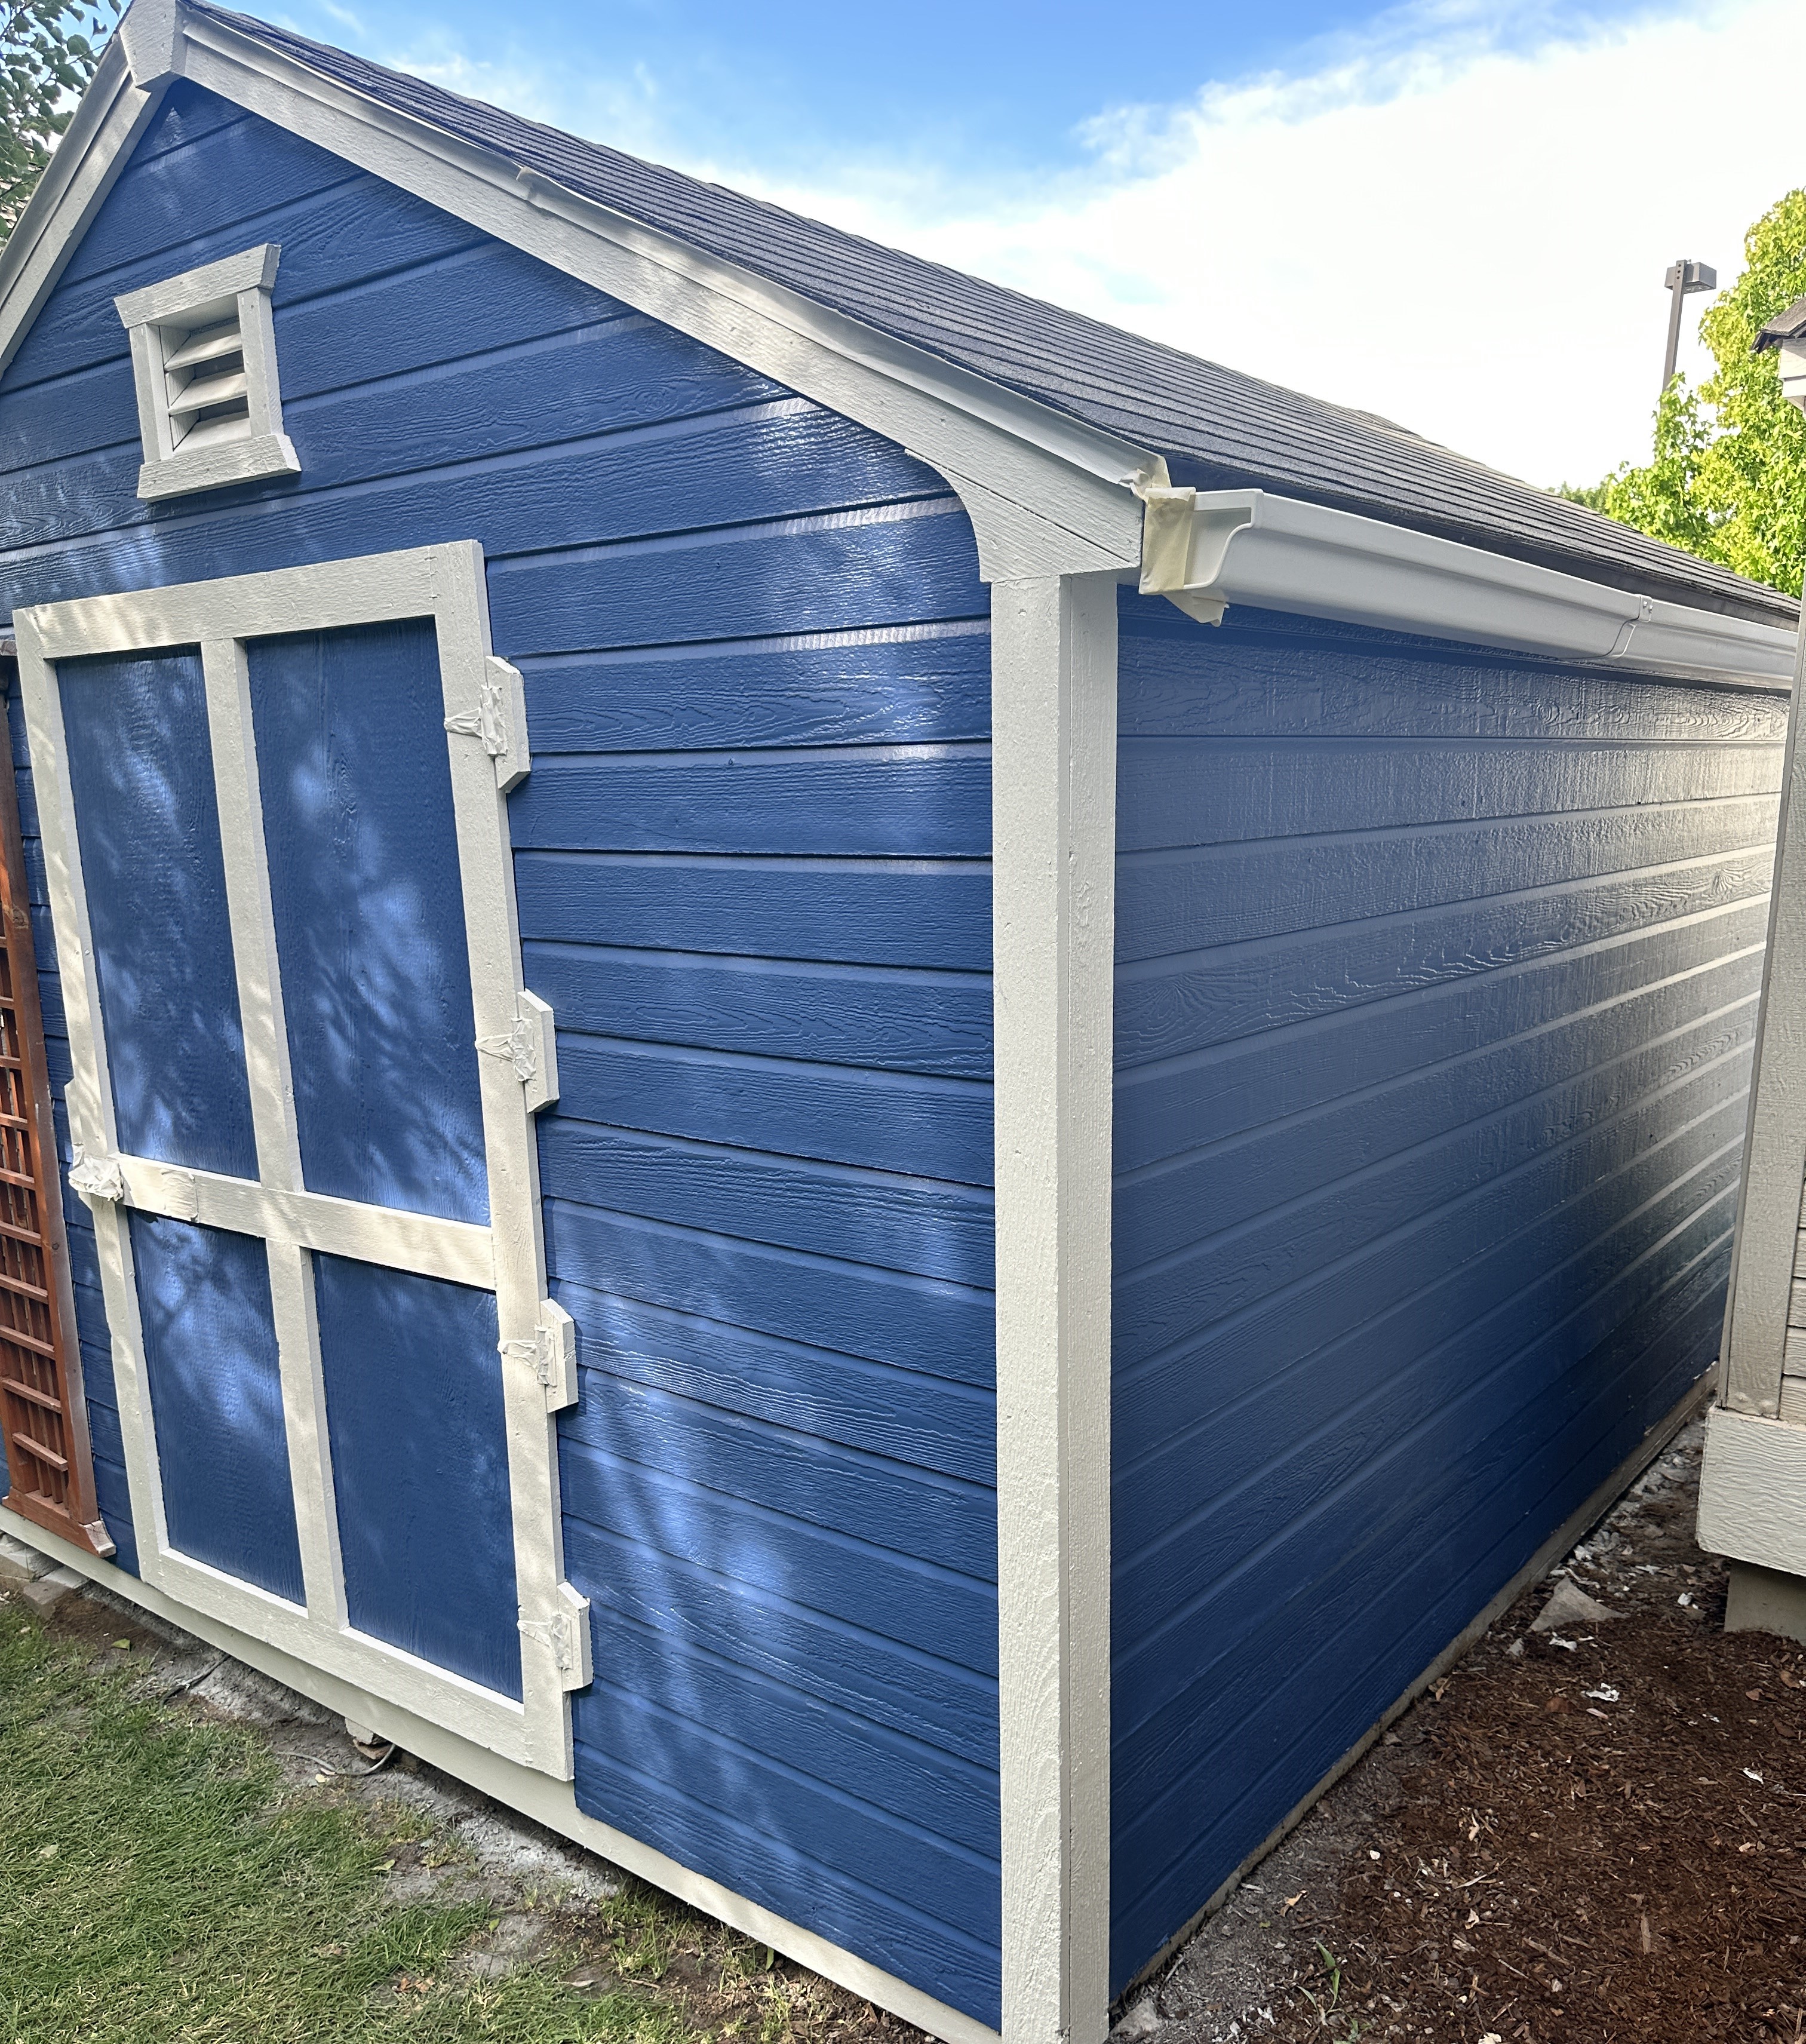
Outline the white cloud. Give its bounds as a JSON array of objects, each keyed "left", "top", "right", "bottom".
[{"left": 714, "top": 1, "right": 1806, "bottom": 489}]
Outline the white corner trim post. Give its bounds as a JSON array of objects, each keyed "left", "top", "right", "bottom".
[
  {"left": 1718, "top": 606, "right": 1806, "bottom": 1419},
  {"left": 991, "top": 569, "right": 1119, "bottom": 2044}
]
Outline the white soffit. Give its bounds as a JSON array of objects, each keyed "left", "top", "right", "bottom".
[{"left": 1140, "top": 487, "right": 1798, "bottom": 689}]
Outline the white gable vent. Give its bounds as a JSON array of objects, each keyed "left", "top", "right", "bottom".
[{"left": 115, "top": 243, "right": 300, "bottom": 502}]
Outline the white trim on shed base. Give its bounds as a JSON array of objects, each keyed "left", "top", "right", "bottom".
[{"left": 0, "top": 1505, "right": 999, "bottom": 2044}]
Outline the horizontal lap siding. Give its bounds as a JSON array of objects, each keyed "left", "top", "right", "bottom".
[
  {"left": 0, "top": 83, "right": 999, "bottom": 2023},
  {"left": 1108, "top": 596, "right": 1784, "bottom": 1991}
]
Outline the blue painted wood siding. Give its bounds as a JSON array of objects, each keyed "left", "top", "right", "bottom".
[
  {"left": 1108, "top": 591, "right": 1786, "bottom": 1990},
  {"left": 0, "top": 82, "right": 1000, "bottom": 2022}
]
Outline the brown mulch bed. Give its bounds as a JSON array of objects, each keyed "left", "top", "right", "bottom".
[{"left": 1140, "top": 1419, "right": 1806, "bottom": 2044}]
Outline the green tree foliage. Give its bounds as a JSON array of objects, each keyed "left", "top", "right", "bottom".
[
  {"left": 1563, "top": 191, "right": 1806, "bottom": 597},
  {"left": 2, "top": 0, "right": 119, "bottom": 245}
]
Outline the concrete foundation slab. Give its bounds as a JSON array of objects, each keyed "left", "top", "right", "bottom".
[{"left": 1725, "top": 1560, "right": 1806, "bottom": 1645}]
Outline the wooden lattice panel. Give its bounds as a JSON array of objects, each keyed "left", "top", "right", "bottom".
[{"left": 0, "top": 669, "right": 110, "bottom": 1555}]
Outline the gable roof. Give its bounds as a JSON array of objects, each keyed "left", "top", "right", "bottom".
[{"left": 163, "top": 1, "right": 1793, "bottom": 630}]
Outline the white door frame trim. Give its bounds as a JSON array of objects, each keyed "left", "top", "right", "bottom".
[{"left": 13, "top": 539, "right": 585, "bottom": 1778}]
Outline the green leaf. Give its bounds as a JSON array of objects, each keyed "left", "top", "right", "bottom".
[
  {"left": 1564, "top": 187, "right": 1806, "bottom": 599},
  {"left": 0, "top": 0, "right": 122, "bottom": 244}
]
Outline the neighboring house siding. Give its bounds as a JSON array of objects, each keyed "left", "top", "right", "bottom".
[
  {"left": 0, "top": 82, "right": 1000, "bottom": 2021},
  {"left": 1108, "top": 592, "right": 1784, "bottom": 1988}
]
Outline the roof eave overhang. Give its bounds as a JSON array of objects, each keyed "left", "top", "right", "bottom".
[{"left": 2, "top": 4, "right": 1796, "bottom": 686}]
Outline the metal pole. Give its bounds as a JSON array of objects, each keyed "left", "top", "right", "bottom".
[{"left": 1663, "top": 262, "right": 1687, "bottom": 394}]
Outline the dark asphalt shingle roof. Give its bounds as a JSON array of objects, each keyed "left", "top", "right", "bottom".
[
  {"left": 193, "top": 2, "right": 1796, "bottom": 627},
  {"left": 1755, "top": 297, "right": 1806, "bottom": 352}
]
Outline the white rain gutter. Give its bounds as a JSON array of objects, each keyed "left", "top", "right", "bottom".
[{"left": 1139, "top": 486, "right": 1798, "bottom": 690}]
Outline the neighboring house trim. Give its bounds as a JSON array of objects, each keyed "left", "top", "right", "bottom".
[{"left": 1698, "top": 337, "right": 1806, "bottom": 1641}]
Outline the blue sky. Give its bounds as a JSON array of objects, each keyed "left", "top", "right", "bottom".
[
  {"left": 261, "top": 1, "right": 1806, "bottom": 487},
  {"left": 280, "top": 0, "right": 1673, "bottom": 188}
]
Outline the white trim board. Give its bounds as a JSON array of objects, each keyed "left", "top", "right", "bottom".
[
  {"left": 0, "top": 36, "right": 164, "bottom": 394},
  {"left": 1718, "top": 613, "right": 1806, "bottom": 1419},
  {"left": 991, "top": 572, "right": 1117, "bottom": 2044},
  {"left": 0, "top": 1504, "right": 999, "bottom": 2044},
  {"left": 1698, "top": 1405, "right": 1806, "bottom": 1577},
  {"left": 13, "top": 540, "right": 583, "bottom": 1779}
]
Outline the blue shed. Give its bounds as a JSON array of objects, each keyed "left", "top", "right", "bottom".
[{"left": 0, "top": 6, "right": 1798, "bottom": 2039}]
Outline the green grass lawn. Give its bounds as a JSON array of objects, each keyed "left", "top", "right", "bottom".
[{"left": 0, "top": 1603, "right": 873, "bottom": 2044}]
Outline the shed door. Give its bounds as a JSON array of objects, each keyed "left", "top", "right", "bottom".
[{"left": 16, "top": 547, "right": 586, "bottom": 1778}]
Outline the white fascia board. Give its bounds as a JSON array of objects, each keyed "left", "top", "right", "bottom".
[
  {"left": 1778, "top": 336, "right": 1806, "bottom": 414},
  {"left": 1141, "top": 487, "right": 1798, "bottom": 689}
]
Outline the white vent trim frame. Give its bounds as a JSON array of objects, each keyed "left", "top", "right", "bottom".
[{"left": 114, "top": 240, "right": 300, "bottom": 501}]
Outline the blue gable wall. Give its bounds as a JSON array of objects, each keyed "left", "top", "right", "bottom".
[
  {"left": 0, "top": 82, "right": 1000, "bottom": 2022},
  {"left": 1108, "top": 591, "right": 1784, "bottom": 1988}
]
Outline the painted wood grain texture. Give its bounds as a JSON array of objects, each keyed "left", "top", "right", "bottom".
[
  {"left": 248, "top": 621, "right": 489, "bottom": 1224},
  {"left": 1107, "top": 591, "right": 1784, "bottom": 1995},
  {"left": 56, "top": 647, "right": 260, "bottom": 1180},
  {"left": 548, "top": 1038, "right": 994, "bottom": 1187},
  {"left": 524, "top": 943, "right": 992, "bottom": 1078},
  {"left": 0, "top": 85, "right": 1000, "bottom": 2025},
  {"left": 555, "top": 1287, "right": 994, "bottom": 1482},
  {"left": 316, "top": 1254, "right": 522, "bottom": 1699},
  {"left": 128, "top": 1213, "right": 303, "bottom": 1601}
]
